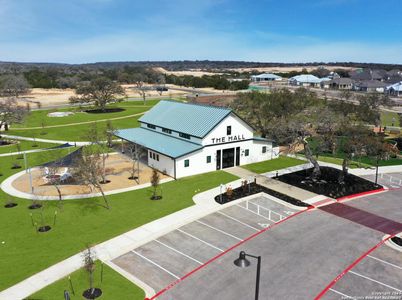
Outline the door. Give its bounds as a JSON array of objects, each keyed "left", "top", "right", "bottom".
[
  {"left": 222, "top": 148, "right": 235, "bottom": 169},
  {"left": 216, "top": 150, "right": 221, "bottom": 170},
  {"left": 235, "top": 147, "right": 240, "bottom": 166}
]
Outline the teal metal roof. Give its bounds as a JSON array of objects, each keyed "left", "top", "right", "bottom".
[
  {"left": 115, "top": 127, "right": 203, "bottom": 158},
  {"left": 139, "top": 100, "right": 232, "bottom": 138}
]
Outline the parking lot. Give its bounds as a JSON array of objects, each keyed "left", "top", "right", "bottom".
[
  {"left": 323, "top": 244, "right": 402, "bottom": 299},
  {"left": 112, "top": 195, "right": 299, "bottom": 293}
]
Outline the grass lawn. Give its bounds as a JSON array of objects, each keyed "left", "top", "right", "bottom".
[
  {"left": 381, "top": 111, "right": 400, "bottom": 127},
  {"left": 6, "top": 114, "right": 142, "bottom": 141},
  {"left": 31, "top": 261, "right": 144, "bottom": 300},
  {"left": 0, "top": 149, "right": 238, "bottom": 291},
  {"left": 13, "top": 100, "right": 160, "bottom": 129},
  {"left": 0, "top": 140, "right": 58, "bottom": 154},
  {"left": 242, "top": 156, "right": 306, "bottom": 174}
]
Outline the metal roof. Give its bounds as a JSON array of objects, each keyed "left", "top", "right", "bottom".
[
  {"left": 288, "top": 74, "right": 321, "bottom": 83},
  {"left": 139, "top": 100, "right": 232, "bottom": 138},
  {"left": 115, "top": 127, "right": 203, "bottom": 158},
  {"left": 387, "top": 81, "right": 402, "bottom": 91},
  {"left": 251, "top": 73, "right": 282, "bottom": 79}
]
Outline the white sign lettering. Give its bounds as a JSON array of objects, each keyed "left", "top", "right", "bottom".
[{"left": 211, "top": 134, "right": 246, "bottom": 144}]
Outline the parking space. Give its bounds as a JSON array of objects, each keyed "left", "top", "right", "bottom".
[
  {"left": 112, "top": 194, "right": 298, "bottom": 293},
  {"left": 323, "top": 245, "right": 402, "bottom": 299},
  {"left": 363, "top": 172, "right": 402, "bottom": 189}
]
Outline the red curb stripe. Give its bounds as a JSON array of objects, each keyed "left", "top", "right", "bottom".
[
  {"left": 336, "top": 188, "right": 385, "bottom": 202},
  {"left": 314, "top": 234, "right": 396, "bottom": 300},
  {"left": 147, "top": 206, "right": 314, "bottom": 300}
]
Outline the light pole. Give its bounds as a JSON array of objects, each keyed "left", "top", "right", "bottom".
[{"left": 234, "top": 251, "right": 261, "bottom": 300}]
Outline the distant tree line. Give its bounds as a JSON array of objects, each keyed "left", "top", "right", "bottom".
[{"left": 165, "top": 74, "right": 250, "bottom": 90}]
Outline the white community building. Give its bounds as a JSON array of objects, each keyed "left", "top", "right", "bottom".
[
  {"left": 115, "top": 100, "right": 279, "bottom": 179},
  {"left": 250, "top": 73, "right": 282, "bottom": 82}
]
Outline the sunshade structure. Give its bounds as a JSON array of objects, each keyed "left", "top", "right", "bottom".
[{"left": 42, "top": 147, "right": 83, "bottom": 167}]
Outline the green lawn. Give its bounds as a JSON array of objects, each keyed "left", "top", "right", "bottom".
[
  {"left": 242, "top": 156, "right": 306, "bottom": 173},
  {"left": 0, "top": 140, "right": 58, "bottom": 154},
  {"left": 31, "top": 261, "right": 145, "bottom": 300},
  {"left": 381, "top": 111, "right": 400, "bottom": 127},
  {"left": 6, "top": 114, "right": 142, "bottom": 141},
  {"left": 13, "top": 100, "right": 160, "bottom": 128},
  {"left": 0, "top": 150, "right": 238, "bottom": 291}
]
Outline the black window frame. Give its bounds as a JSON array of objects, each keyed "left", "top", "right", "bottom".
[
  {"left": 156, "top": 154, "right": 159, "bottom": 161},
  {"left": 262, "top": 146, "right": 267, "bottom": 153},
  {"left": 206, "top": 155, "right": 211, "bottom": 163},
  {"left": 245, "top": 149, "right": 249, "bottom": 156},
  {"left": 147, "top": 124, "right": 156, "bottom": 129},
  {"left": 179, "top": 133, "right": 191, "bottom": 140},
  {"left": 162, "top": 128, "right": 172, "bottom": 134},
  {"left": 184, "top": 159, "right": 190, "bottom": 167},
  {"left": 227, "top": 126, "right": 232, "bottom": 135}
]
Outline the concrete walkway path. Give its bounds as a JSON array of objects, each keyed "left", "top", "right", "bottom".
[
  {"left": 224, "top": 166, "right": 318, "bottom": 201},
  {"left": 1, "top": 134, "right": 91, "bottom": 146},
  {"left": 0, "top": 144, "right": 73, "bottom": 158}
]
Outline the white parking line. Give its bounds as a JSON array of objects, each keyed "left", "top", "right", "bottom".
[
  {"left": 195, "top": 220, "right": 243, "bottom": 241},
  {"left": 248, "top": 200, "right": 288, "bottom": 217},
  {"left": 349, "top": 271, "right": 402, "bottom": 292},
  {"left": 367, "top": 255, "right": 402, "bottom": 270},
  {"left": 329, "top": 288, "right": 355, "bottom": 299},
  {"left": 217, "top": 211, "right": 260, "bottom": 231},
  {"left": 176, "top": 228, "right": 224, "bottom": 252},
  {"left": 235, "top": 204, "right": 274, "bottom": 223},
  {"left": 132, "top": 250, "right": 180, "bottom": 279},
  {"left": 154, "top": 239, "right": 203, "bottom": 265}
]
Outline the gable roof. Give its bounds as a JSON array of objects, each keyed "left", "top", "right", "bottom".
[
  {"left": 289, "top": 74, "right": 321, "bottom": 83},
  {"left": 387, "top": 81, "right": 402, "bottom": 92},
  {"left": 251, "top": 73, "right": 282, "bottom": 80},
  {"left": 139, "top": 100, "right": 232, "bottom": 138}
]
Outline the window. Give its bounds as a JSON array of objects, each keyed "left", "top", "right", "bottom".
[
  {"left": 162, "top": 128, "right": 172, "bottom": 134},
  {"left": 149, "top": 151, "right": 152, "bottom": 158},
  {"left": 206, "top": 156, "right": 211, "bottom": 163},
  {"left": 262, "top": 146, "right": 267, "bottom": 153},
  {"left": 156, "top": 154, "right": 159, "bottom": 161},
  {"left": 227, "top": 126, "right": 232, "bottom": 135},
  {"left": 184, "top": 159, "right": 190, "bottom": 167},
  {"left": 245, "top": 149, "right": 249, "bottom": 156},
  {"left": 147, "top": 124, "right": 156, "bottom": 129},
  {"left": 179, "top": 133, "right": 191, "bottom": 139},
  {"left": 152, "top": 153, "right": 156, "bottom": 160}
]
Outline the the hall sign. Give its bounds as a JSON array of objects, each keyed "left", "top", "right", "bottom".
[{"left": 211, "top": 134, "right": 245, "bottom": 144}]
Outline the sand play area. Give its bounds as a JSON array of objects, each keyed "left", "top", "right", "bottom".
[{"left": 12, "top": 153, "right": 169, "bottom": 197}]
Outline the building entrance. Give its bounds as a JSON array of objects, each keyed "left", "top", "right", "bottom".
[{"left": 222, "top": 148, "right": 235, "bottom": 169}]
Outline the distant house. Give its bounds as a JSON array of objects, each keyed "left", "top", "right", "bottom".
[
  {"left": 327, "top": 78, "right": 355, "bottom": 90},
  {"left": 328, "top": 71, "right": 341, "bottom": 80},
  {"left": 386, "top": 82, "right": 402, "bottom": 97},
  {"left": 250, "top": 73, "right": 282, "bottom": 82},
  {"left": 349, "top": 69, "right": 388, "bottom": 82},
  {"left": 288, "top": 74, "right": 322, "bottom": 87},
  {"left": 319, "top": 78, "right": 332, "bottom": 89},
  {"left": 353, "top": 80, "right": 388, "bottom": 93}
]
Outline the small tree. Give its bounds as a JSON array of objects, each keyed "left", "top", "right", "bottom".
[
  {"left": 82, "top": 245, "right": 101, "bottom": 299},
  {"left": 105, "top": 120, "right": 115, "bottom": 148},
  {"left": 127, "top": 143, "right": 140, "bottom": 182},
  {"left": 69, "top": 77, "right": 125, "bottom": 112},
  {"left": 150, "top": 168, "right": 160, "bottom": 200},
  {"left": 132, "top": 74, "right": 147, "bottom": 104},
  {"left": 0, "top": 98, "right": 28, "bottom": 131},
  {"left": 73, "top": 147, "right": 110, "bottom": 209}
]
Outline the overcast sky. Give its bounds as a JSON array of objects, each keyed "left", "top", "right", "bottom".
[{"left": 1, "top": 0, "right": 401, "bottom": 64}]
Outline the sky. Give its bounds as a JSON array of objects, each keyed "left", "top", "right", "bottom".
[{"left": 0, "top": 0, "right": 401, "bottom": 64}]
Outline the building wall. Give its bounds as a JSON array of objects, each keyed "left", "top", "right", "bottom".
[
  {"left": 203, "top": 114, "right": 254, "bottom": 146},
  {"left": 175, "top": 140, "right": 279, "bottom": 178},
  {"left": 147, "top": 150, "right": 175, "bottom": 178}
]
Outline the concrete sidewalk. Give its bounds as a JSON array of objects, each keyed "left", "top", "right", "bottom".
[
  {"left": 224, "top": 166, "right": 318, "bottom": 201},
  {"left": 1, "top": 134, "right": 91, "bottom": 146}
]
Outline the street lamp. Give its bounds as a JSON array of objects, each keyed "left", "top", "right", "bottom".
[{"left": 234, "top": 251, "right": 261, "bottom": 300}]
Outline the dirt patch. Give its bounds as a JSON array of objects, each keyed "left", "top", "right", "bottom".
[{"left": 12, "top": 153, "right": 169, "bottom": 197}]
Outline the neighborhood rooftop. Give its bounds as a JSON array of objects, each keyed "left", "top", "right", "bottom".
[{"left": 139, "top": 100, "right": 232, "bottom": 138}]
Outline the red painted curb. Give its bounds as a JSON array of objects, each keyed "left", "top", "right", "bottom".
[
  {"left": 336, "top": 188, "right": 385, "bottom": 202},
  {"left": 314, "top": 234, "right": 396, "bottom": 300},
  {"left": 146, "top": 206, "right": 313, "bottom": 300}
]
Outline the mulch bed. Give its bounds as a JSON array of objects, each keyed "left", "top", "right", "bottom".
[
  {"left": 85, "top": 108, "right": 125, "bottom": 114},
  {"left": 38, "top": 225, "right": 51, "bottom": 233},
  {"left": 214, "top": 182, "right": 309, "bottom": 207},
  {"left": 276, "top": 167, "right": 382, "bottom": 199},
  {"left": 28, "top": 203, "right": 42, "bottom": 210},
  {"left": 4, "top": 203, "right": 18, "bottom": 208},
  {"left": 391, "top": 236, "right": 402, "bottom": 247},
  {"left": 82, "top": 288, "right": 102, "bottom": 299}
]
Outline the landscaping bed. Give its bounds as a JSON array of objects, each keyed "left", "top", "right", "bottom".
[
  {"left": 391, "top": 236, "right": 402, "bottom": 247},
  {"left": 276, "top": 166, "right": 382, "bottom": 199},
  {"left": 214, "top": 182, "right": 310, "bottom": 207}
]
